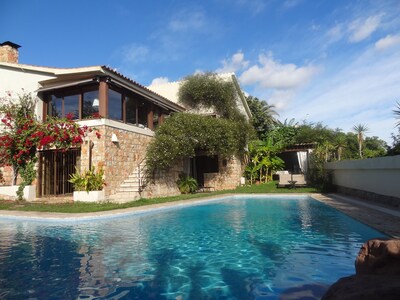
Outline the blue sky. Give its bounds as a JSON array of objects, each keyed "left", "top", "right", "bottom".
[{"left": 2, "top": 0, "right": 400, "bottom": 143}]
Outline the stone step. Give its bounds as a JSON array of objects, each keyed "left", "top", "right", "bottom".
[
  {"left": 121, "top": 180, "right": 140, "bottom": 185},
  {"left": 110, "top": 161, "right": 147, "bottom": 202},
  {"left": 109, "top": 193, "right": 141, "bottom": 203},
  {"left": 117, "top": 187, "right": 140, "bottom": 193}
]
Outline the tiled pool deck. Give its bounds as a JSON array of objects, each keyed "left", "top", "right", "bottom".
[{"left": 0, "top": 193, "right": 399, "bottom": 238}]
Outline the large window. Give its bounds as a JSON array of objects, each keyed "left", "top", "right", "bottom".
[
  {"left": 82, "top": 90, "right": 99, "bottom": 118},
  {"left": 108, "top": 89, "right": 122, "bottom": 121},
  {"left": 153, "top": 109, "right": 159, "bottom": 129},
  {"left": 137, "top": 101, "right": 148, "bottom": 127},
  {"left": 46, "top": 83, "right": 168, "bottom": 129},
  {"left": 48, "top": 93, "right": 79, "bottom": 119},
  {"left": 125, "top": 95, "right": 137, "bottom": 125}
]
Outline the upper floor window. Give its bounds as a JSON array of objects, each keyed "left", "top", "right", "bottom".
[
  {"left": 108, "top": 89, "right": 122, "bottom": 121},
  {"left": 45, "top": 82, "right": 169, "bottom": 129},
  {"left": 48, "top": 93, "right": 79, "bottom": 119},
  {"left": 82, "top": 90, "right": 99, "bottom": 118},
  {"left": 125, "top": 95, "right": 137, "bottom": 125}
]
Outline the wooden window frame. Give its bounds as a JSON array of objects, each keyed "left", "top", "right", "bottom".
[{"left": 42, "top": 80, "right": 169, "bottom": 129}]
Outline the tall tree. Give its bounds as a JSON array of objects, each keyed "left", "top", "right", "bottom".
[
  {"left": 388, "top": 101, "right": 400, "bottom": 155},
  {"left": 353, "top": 124, "right": 369, "bottom": 158},
  {"left": 332, "top": 131, "right": 347, "bottom": 161},
  {"left": 246, "top": 96, "right": 279, "bottom": 138}
]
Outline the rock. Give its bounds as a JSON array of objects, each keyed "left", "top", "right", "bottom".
[
  {"left": 322, "top": 239, "right": 400, "bottom": 299},
  {"left": 356, "top": 238, "right": 400, "bottom": 275},
  {"left": 322, "top": 274, "right": 400, "bottom": 300}
]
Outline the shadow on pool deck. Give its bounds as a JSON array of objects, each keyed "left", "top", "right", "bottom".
[{"left": 312, "top": 194, "right": 400, "bottom": 238}]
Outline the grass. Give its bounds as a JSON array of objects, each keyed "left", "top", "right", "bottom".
[{"left": 0, "top": 181, "right": 319, "bottom": 213}]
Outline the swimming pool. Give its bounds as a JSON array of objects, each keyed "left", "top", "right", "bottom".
[{"left": 0, "top": 195, "right": 386, "bottom": 299}]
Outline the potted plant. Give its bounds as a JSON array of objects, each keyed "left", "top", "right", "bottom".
[
  {"left": 176, "top": 173, "right": 198, "bottom": 194},
  {"left": 69, "top": 166, "right": 106, "bottom": 202}
]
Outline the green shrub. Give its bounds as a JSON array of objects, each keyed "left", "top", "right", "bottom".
[
  {"left": 176, "top": 173, "right": 198, "bottom": 194},
  {"left": 16, "top": 160, "right": 36, "bottom": 201},
  {"left": 69, "top": 167, "right": 106, "bottom": 192},
  {"left": 146, "top": 113, "right": 253, "bottom": 173}
]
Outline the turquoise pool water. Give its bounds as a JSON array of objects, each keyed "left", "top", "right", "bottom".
[{"left": 0, "top": 196, "right": 386, "bottom": 299}]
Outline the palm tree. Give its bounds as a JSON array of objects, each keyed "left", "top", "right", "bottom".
[
  {"left": 353, "top": 124, "right": 368, "bottom": 158},
  {"left": 246, "top": 96, "right": 279, "bottom": 138},
  {"left": 333, "top": 134, "right": 347, "bottom": 161},
  {"left": 260, "top": 102, "right": 279, "bottom": 125},
  {"left": 394, "top": 101, "right": 400, "bottom": 127}
]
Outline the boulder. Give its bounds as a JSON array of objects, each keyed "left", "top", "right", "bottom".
[
  {"left": 322, "top": 239, "right": 400, "bottom": 299},
  {"left": 322, "top": 274, "right": 400, "bottom": 300},
  {"left": 355, "top": 238, "right": 400, "bottom": 275}
]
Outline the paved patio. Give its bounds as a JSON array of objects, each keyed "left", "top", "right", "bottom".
[{"left": 313, "top": 193, "right": 400, "bottom": 238}]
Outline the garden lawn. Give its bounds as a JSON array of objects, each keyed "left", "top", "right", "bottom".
[{"left": 0, "top": 181, "right": 319, "bottom": 213}]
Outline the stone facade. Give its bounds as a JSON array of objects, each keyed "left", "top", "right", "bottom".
[
  {"left": 1, "top": 121, "right": 246, "bottom": 202},
  {"left": 79, "top": 124, "right": 153, "bottom": 197},
  {"left": 203, "top": 156, "right": 244, "bottom": 190},
  {"left": 141, "top": 161, "right": 183, "bottom": 198}
]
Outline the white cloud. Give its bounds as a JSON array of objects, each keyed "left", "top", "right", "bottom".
[
  {"left": 121, "top": 44, "right": 149, "bottom": 64},
  {"left": 348, "top": 15, "right": 382, "bottom": 43},
  {"left": 375, "top": 34, "right": 400, "bottom": 50},
  {"left": 168, "top": 9, "right": 206, "bottom": 32},
  {"left": 216, "top": 51, "right": 249, "bottom": 73},
  {"left": 326, "top": 24, "right": 344, "bottom": 44},
  {"left": 149, "top": 77, "right": 170, "bottom": 86},
  {"left": 267, "top": 90, "right": 295, "bottom": 110},
  {"left": 278, "top": 48, "right": 400, "bottom": 143},
  {"left": 283, "top": 0, "right": 303, "bottom": 9},
  {"left": 239, "top": 52, "right": 318, "bottom": 89},
  {"left": 235, "top": 0, "right": 266, "bottom": 14}
]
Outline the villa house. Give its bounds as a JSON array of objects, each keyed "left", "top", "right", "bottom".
[{"left": 0, "top": 41, "right": 251, "bottom": 202}]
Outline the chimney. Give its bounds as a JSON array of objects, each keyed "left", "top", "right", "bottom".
[{"left": 0, "top": 41, "right": 21, "bottom": 63}]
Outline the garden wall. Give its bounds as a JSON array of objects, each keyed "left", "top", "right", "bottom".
[{"left": 325, "top": 155, "right": 400, "bottom": 207}]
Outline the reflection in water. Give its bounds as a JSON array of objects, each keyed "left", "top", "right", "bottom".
[
  {"left": 0, "top": 197, "right": 387, "bottom": 299},
  {"left": 0, "top": 227, "right": 81, "bottom": 299}
]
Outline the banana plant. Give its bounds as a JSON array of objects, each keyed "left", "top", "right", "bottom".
[{"left": 245, "top": 138, "right": 284, "bottom": 183}]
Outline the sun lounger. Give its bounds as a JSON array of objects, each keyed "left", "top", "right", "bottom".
[{"left": 277, "top": 173, "right": 307, "bottom": 188}]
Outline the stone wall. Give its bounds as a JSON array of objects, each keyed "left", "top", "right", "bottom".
[
  {"left": 79, "top": 123, "right": 153, "bottom": 197},
  {"left": 0, "top": 166, "right": 15, "bottom": 186},
  {"left": 141, "top": 161, "right": 183, "bottom": 198},
  {"left": 203, "top": 156, "right": 244, "bottom": 190}
]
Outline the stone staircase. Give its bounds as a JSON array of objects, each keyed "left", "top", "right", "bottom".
[{"left": 109, "top": 161, "right": 147, "bottom": 202}]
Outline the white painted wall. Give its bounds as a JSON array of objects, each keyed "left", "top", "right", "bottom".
[
  {"left": 0, "top": 66, "right": 55, "bottom": 120},
  {"left": 325, "top": 156, "right": 400, "bottom": 198}
]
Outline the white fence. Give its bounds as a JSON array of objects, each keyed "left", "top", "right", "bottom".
[{"left": 325, "top": 155, "right": 400, "bottom": 200}]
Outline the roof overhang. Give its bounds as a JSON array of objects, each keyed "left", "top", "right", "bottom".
[{"left": 37, "top": 66, "right": 185, "bottom": 112}]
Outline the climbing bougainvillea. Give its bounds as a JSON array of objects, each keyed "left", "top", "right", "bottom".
[{"left": 0, "top": 92, "right": 100, "bottom": 198}]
